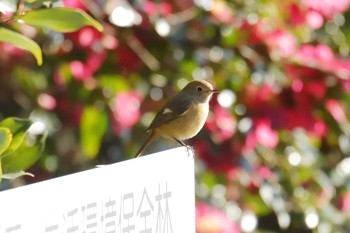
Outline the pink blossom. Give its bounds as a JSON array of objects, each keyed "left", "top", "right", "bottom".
[
  {"left": 326, "top": 99, "right": 346, "bottom": 122},
  {"left": 68, "top": 51, "right": 105, "bottom": 81},
  {"left": 253, "top": 119, "right": 279, "bottom": 148},
  {"left": 206, "top": 103, "right": 237, "bottom": 142},
  {"left": 295, "top": 44, "right": 315, "bottom": 63},
  {"left": 77, "top": 27, "right": 102, "bottom": 48},
  {"left": 0, "top": 43, "right": 25, "bottom": 57},
  {"left": 143, "top": 1, "right": 157, "bottom": 15},
  {"left": 341, "top": 79, "right": 350, "bottom": 92},
  {"left": 266, "top": 30, "right": 297, "bottom": 57},
  {"left": 112, "top": 92, "right": 143, "bottom": 134},
  {"left": 102, "top": 35, "right": 119, "bottom": 50},
  {"left": 65, "top": 26, "right": 102, "bottom": 49},
  {"left": 196, "top": 202, "right": 241, "bottom": 233},
  {"left": 305, "top": 10, "right": 324, "bottom": 29},
  {"left": 312, "top": 119, "right": 327, "bottom": 137},
  {"left": 294, "top": 44, "right": 334, "bottom": 64},
  {"left": 63, "top": 0, "right": 87, "bottom": 10},
  {"left": 245, "top": 132, "right": 257, "bottom": 149},
  {"left": 314, "top": 44, "right": 335, "bottom": 61},
  {"left": 142, "top": 1, "right": 172, "bottom": 16},
  {"left": 69, "top": 60, "right": 92, "bottom": 81},
  {"left": 256, "top": 166, "right": 272, "bottom": 179},
  {"left": 211, "top": 1, "right": 235, "bottom": 24},
  {"left": 86, "top": 51, "right": 105, "bottom": 73},
  {"left": 239, "top": 21, "right": 297, "bottom": 58},
  {"left": 302, "top": 0, "right": 350, "bottom": 18},
  {"left": 37, "top": 93, "right": 56, "bottom": 110},
  {"left": 292, "top": 78, "right": 303, "bottom": 92},
  {"left": 339, "top": 192, "right": 350, "bottom": 213},
  {"left": 159, "top": 2, "right": 172, "bottom": 16},
  {"left": 242, "top": 81, "right": 328, "bottom": 138},
  {"left": 292, "top": 44, "right": 350, "bottom": 77}
]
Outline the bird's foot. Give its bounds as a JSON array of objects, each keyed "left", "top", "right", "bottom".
[{"left": 185, "top": 145, "right": 195, "bottom": 158}]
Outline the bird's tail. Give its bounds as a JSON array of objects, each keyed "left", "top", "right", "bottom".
[{"left": 134, "top": 130, "right": 156, "bottom": 158}]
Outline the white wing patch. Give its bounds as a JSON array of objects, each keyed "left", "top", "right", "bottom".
[{"left": 163, "top": 108, "right": 172, "bottom": 114}]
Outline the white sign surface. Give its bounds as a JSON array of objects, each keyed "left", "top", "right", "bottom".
[{"left": 0, "top": 147, "right": 195, "bottom": 233}]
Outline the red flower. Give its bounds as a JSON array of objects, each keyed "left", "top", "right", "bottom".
[
  {"left": 287, "top": 3, "right": 305, "bottom": 26},
  {"left": 159, "top": 2, "right": 172, "bottom": 16},
  {"left": 242, "top": 81, "right": 328, "bottom": 138},
  {"left": 241, "top": 84, "right": 276, "bottom": 111},
  {"left": 194, "top": 139, "right": 241, "bottom": 174},
  {"left": 116, "top": 46, "right": 142, "bottom": 72},
  {"left": 55, "top": 97, "right": 83, "bottom": 127}
]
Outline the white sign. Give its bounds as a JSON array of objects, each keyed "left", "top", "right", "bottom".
[{"left": 0, "top": 147, "right": 195, "bottom": 233}]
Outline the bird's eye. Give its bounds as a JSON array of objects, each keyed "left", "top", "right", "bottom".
[{"left": 197, "top": 86, "right": 203, "bottom": 92}]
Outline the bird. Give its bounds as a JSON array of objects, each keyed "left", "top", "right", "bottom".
[{"left": 135, "top": 80, "right": 218, "bottom": 158}]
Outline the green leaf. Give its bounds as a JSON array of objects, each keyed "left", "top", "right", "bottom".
[
  {"left": 18, "top": 7, "right": 103, "bottom": 32},
  {"left": 0, "top": 127, "right": 12, "bottom": 155},
  {"left": 0, "top": 118, "right": 32, "bottom": 158},
  {"left": 80, "top": 106, "right": 108, "bottom": 158},
  {"left": 244, "top": 192, "right": 271, "bottom": 215},
  {"left": 2, "top": 171, "right": 34, "bottom": 179},
  {"left": 97, "top": 74, "right": 130, "bottom": 92},
  {"left": 0, "top": 159, "right": 2, "bottom": 182},
  {"left": 0, "top": 27, "right": 42, "bottom": 65},
  {"left": 221, "top": 28, "right": 239, "bottom": 47},
  {"left": 1, "top": 133, "right": 46, "bottom": 173}
]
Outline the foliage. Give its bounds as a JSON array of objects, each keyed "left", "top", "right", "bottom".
[
  {"left": 0, "top": 0, "right": 102, "bottom": 183},
  {"left": 0, "top": 118, "right": 46, "bottom": 181},
  {"left": 1, "top": 0, "right": 350, "bottom": 232}
]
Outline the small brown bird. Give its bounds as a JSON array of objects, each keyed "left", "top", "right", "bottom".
[{"left": 135, "top": 80, "right": 218, "bottom": 158}]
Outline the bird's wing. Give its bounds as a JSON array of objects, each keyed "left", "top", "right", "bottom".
[{"left": 147, "top": 94, "right": 193, "bottom": 131}]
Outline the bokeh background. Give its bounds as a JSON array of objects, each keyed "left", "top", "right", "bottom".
[{"left": 1, "top": 0, "right": 350, "bottom": 232}]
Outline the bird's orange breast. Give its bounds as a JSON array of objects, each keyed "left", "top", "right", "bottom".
[{"left": 155, "top": 102, "right": 209, "bottom": 140}]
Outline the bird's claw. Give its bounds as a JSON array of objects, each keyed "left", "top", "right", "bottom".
[{"left": 185, "top": 145, "right": 195, "bottom": 158}]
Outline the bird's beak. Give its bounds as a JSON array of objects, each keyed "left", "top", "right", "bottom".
[{"left": 211, "top": 89, "right": 219, "bottom": 93}]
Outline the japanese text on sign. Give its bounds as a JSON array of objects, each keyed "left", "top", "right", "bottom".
[{"left": 0, "top": 147, "right": 195, "bottom": 233}]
